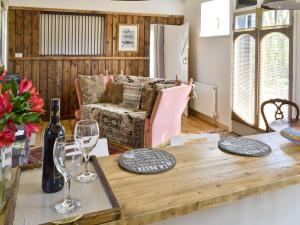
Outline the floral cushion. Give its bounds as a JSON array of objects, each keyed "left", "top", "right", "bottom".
[
  {"left": 83, "top": 103, "right": 146, "bottom": 148},
  {"left": 115, "top": 74, "right": 158, "bottom": 85},
  {"left": 120, "top": 82, "right": 143, "bottom": 109},
  {"left": 101, "top": 83, "right": 123, "bottom": 104},
  {"left": 78, "top": 75, "right": 105, "bottom": 105}
]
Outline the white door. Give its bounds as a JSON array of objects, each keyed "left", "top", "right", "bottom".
[
  {"left": 164, "top": 25, "right": 180, "bottom": 80},
  {"left": 178, "top": 23, "right": 189, "bottom": 116}
]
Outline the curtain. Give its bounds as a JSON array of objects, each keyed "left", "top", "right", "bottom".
[
  {"left": 0, "top": 0, "right": 8, "bottom": 68},
  {"left": 152, "top": 24, "right": 165, "bottom": 79}
]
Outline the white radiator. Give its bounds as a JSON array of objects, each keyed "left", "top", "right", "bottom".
[{"left": 190, "top": 82, "right": 217, "bottom": 118}]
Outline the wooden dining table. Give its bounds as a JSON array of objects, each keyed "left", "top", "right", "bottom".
[
  {"left": 3, "top": 132, "right": 300, "bottom": 225},
  {"left": 269, "top": 118, "right": 300, "bottom": 132}
]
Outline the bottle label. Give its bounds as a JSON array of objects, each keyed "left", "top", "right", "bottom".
[
  {"left": 51, "top": 110, "right": 60, "bottom": 117},
  {"left": 54, "top": 167, "right": 63, "bottom": 180}
]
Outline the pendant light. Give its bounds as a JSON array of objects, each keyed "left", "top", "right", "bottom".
[{"left": 261, "top": 0, "right": 300, "bottom": 9}]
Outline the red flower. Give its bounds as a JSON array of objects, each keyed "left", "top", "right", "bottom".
[
  {"left": 0, "top": 89, "right": 13, "bottom": 118},
  {"left": 0, "top": 129, "right": 15, "bottom": 148},
  {"left": 25, "top": 123, "right": 41, "bottom": 139},
  {"left": 7, "top": 119, "right": 16, "bottom": 132},
  {"left": 29, "top": 87, "right": 39, "bottom": 97},
  {"left": 29, "top": 96, "right": 45, "bottom": 113},
  {"left": 19, "top": 79, "right": 32, "bottom": 96},
  {"left": 28, "top": 86, "right": 45, "bottom": 113}
]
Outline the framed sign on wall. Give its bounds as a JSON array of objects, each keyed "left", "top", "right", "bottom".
[{"left": 118, "top": 24, "right": 139, "bottom": 52}]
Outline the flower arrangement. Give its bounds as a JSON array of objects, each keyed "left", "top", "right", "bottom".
[{"left": 0, "top": 66, "right": 45, "bottom": 148}]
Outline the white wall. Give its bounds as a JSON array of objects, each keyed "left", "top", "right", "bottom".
[
  {"left": 183, "top": 0, "right": 232, "bottom": 127},
  {"left": 8, "top": 0, "right": 184, "bottom": 15}
]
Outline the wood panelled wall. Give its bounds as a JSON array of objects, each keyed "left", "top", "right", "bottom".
[{"left": 8, "top": 7, "right": 184, "bottom": 119}]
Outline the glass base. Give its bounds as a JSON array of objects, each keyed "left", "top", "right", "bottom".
[
  {"left": 76, "top": 171, "right": 97, "bottom": 183},
  {"left": 54, "top": 197, "right": 81, "bottom": 214}
]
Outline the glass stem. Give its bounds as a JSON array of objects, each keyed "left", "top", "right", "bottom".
[
  {"left": 66, "top": 177, "right": 71, "bottom": 200},
  {"left": 84, "top": 155, "right": 90, "bottom": 173}
]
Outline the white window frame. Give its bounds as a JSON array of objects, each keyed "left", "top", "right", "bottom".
[{"left": 232, "top": 8, "right": 294, "bottom": 130}]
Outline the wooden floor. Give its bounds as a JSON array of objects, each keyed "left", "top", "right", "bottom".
[
  {"left": 181, "top": 115, "right": 219, "bottom": 133},
  {"left": 34, "top": 115, "right": 218, "bottom": 149}
]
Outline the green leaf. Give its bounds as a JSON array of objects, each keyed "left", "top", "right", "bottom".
[
  {"left": 1, "top": 80, "right": 18, "bottom": 97},
  {"left": 18, "top": 91, "right": 31, "bottom": 102},
  {"left": 20, "top": 102, "right": 31, "bottom": 111},
  {"left": 21, "top": 112, "right": 41, "bottom": 123},
  {"left": 1, "top": 83, "right": 11, "bottom": 93},
  {"left": 0, "top": 112, "right": 14, "bottom": 131},
  {"left": 13, "top": 115, "right": 23, "bottom": 125},
  {"left": 10, "top": 80, "right": 18, "bottom": 97},
  {"left": 12, "top": 92, "right": 32, "bottom": 110}
]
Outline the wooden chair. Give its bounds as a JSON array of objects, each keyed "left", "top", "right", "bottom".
[{"left": 261, "top": 98, "right": 300, "bottom": 132}]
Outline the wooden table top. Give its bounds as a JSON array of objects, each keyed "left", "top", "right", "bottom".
[
  {"left": 98, "top": 132, "right": 300, "bottom": 225},
  {"left": 269, "top": 118, "right": 300, "bottom": 132}
]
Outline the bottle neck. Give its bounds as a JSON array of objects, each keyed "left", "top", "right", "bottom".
[
  {"left": 50, "top": 115, "right": 60, "bottom": 124},
  {"left": 50, "top": 98, "right": 61, "bottom": 125}
]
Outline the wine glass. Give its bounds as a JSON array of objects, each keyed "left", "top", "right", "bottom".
[
  {"left": 53, "top": 135, "right": 84, "bottom": 214},
  {"left": 75, "top": 120, "right": 99, "bottom": 183}
]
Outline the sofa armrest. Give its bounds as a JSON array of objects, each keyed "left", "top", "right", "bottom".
[
  {"left": 75, "top": 79, "right": 83, "bottom": 109},
  {"left": 147, "top": 84, "right": 192, "bottom": 147},
  {"left": 102, "top": 74, "right": 114, "bottom": 91},
  {"left": 75, "top": 109, "right": 82, "bottom": 120}
]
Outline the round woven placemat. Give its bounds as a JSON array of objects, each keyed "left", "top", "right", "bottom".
[
  {"left": 218, "top": 137, "right": 271, "bottom": 157},
  {"left": 118, "top": 148, "right": 176, "bottom": 174}
]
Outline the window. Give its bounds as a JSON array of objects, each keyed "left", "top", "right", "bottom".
[
  {"left": 259, "top": 32, "right": 290, "bottom": 128},
  {"left": 262, "top": 10, "right": 290, "bottom": 27},
  {"left": 232, "top": 9, "right": 293, "bottom": 130},
  {"left": 200, "top": 0, "right": 230, "bottom": 37},
  {"left": 40, "top": 13, "right": 106, "bottom": 55},
  {"left": 235, "top": 13, "right": 256, "bottom": 30},
  {"left": 233, "top": 34, "right": 256, "bottom": 125}
]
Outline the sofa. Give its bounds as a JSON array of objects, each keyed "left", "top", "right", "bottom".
[{"left": 75, "top": 74, "right": 192, "bottom": 148}]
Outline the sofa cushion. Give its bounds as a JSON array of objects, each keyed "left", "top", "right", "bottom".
[
  {"left": 78, "top": 75, "right": 105, "bottom": 105},
  {"left": 154, "top": 82, "right": 178, "bottom": 90},
  {"left": 115, "top": 74, "right": 158, "bottom": 85},
  {"left": 83, "top": 103, "right": 146, "bottom": 148},
  {"left": 140, "top": 87, "right": 156, "bottom": 118},
  {"left": 101, "top": 83, "right": 124, "bottom": 104},
  {"left": 120, "top": 82, "right": 143, "bottom": 109}
]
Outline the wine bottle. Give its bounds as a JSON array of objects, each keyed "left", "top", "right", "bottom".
[{"left": 42, "top": 98, "right": 65, "bottom": 193}]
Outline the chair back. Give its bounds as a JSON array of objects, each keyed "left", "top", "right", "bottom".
[{"left": 261, "top": 98, "right": 299, "bottom": 132}]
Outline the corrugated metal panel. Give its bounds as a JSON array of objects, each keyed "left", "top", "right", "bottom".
[{"left": 40, "top": 13, "right": 106, "bottom": 55}]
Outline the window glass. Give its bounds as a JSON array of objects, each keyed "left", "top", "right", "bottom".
[
  {"left": 233, "top": 34, "right": 256, "bottom": 125},
  {"left": 235, "top": 13, "right": 256, "bottom": 30},
  {"left": 262, "top": 10, "right": 290, "bottom": 27},
  {"left": 259, "top": 32, "right": 289, "bottom": 128}
]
